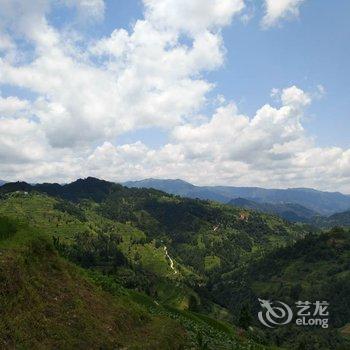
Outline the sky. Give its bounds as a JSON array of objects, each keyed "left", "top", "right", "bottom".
[{"left": 0, "top": 0, "right": 349, "bottom": 193}]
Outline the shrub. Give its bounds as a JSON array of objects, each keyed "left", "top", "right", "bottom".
[{"left": 0, "top": 216, "right": 17, "bottom": 240}]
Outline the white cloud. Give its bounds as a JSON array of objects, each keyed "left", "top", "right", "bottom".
[
  {"left": 0, "top": 118, "right": 46, "bottom": 164},
  {"left": 262, "top": 0, "right": 305, "bottom": 28},
  {"left": 0, "top": 0, "right": 50, "bottom": 43},
  {"left": 78, "top": 86, "right": 350, "bottom": 192},
  {"left": 0, "top": 34, "right": 15, "bottom": 52},
  {"left": 0, "top": 0, "right": 349, "bottom": 193},
  {"left": 0, "top": 0, "right": 241, "bottom": 150},
  {"left": 143, "top": 0, "right": 245, "bottom": 35},
  {"left": 0, "top": 94, "right": 29, "bottom": 117},
  {"left": 171, "top": 87, "right": 310, "bottom": 165},
  {"left": 280, "top": 85, "right": 311, "bottom": 109},
  {"left": 62, "top": 0, "right": 105, "bottom": 21}
]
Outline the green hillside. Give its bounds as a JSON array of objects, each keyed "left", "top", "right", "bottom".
[
  {"left": 0, "top": 180, "right": 311, "bottom": 296},
  {"left": 0, "top": 181, "right": 285, "bottom": 349},
  {"left": 0, "top": 233, "right": 186, "bottom": 349},
  {"left": 2, "top": 178, "right": 347, "bottom": 349},
  {"left": 0, "top": 220, "right": 276, "bottom": 350},
  {"left": 211, "top": 227, "right": 350, "bottom": 349}
]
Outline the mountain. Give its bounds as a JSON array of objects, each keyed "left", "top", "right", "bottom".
[
  {"left": 0, "top": 180, "right": 6, "bottom": 186},
  {"left": 123, "top": 178, "right": 231, "bottom": 202},
  {"left": 209, "top": 186, "right": 350, "bottom": 216},
  {"left": 228, "top": 198, "right": 318, "bottom": 223},
  {"left": 2, "top": 178, "right": 308, "bottom": 349},
  {"left": 124, "top": 178, "right": 350, "bottom": 215},
  {"left": 0, "top": 178, "right": 309, "bottom": 265},
  {"left": 1, "top": 178, "right": 348, "bottom": 348}
]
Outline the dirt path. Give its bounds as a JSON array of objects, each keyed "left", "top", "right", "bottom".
[{"left": 164, "top": 246, "right": 177, "bottom": 274}]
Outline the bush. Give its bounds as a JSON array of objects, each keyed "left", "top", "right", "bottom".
[
  {"left": 0, "top": 216, "right": 17, "bottom": 240},
  {"left": 53, "top": 200, "right": 86, "bottom": 222}
]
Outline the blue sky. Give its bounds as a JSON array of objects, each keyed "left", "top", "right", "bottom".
[
  {"left": 0, "top": 0, "right": 349, "bottom": 192},
  {"left": 217, "top": 0, "right": 350, "bottom": 148},
  {"left": 64, "top": 0, "right": 350, "bottom": 149}
]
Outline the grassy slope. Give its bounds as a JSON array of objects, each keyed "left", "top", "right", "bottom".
[
  {"left": 0, "top": 193, "right": 87, "bottom": 245},
  {"left": 0, "top": 237, "right": 186, "bottom": 349},
  {"left": 0, "top": 194, "right": 278, "bottom": 349},
  {"left": 1, "top": 181, "right": 346, "bottom": 350},
  {"left": 0, "top": 191, "right": 309, "bottom": 297},
  {"left": 0, "top": 193, "right": 193, "bottom": 310}
]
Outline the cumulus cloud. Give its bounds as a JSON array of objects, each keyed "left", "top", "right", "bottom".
[
  {"left": 79, "top": 88, "right": 350, "bottom": 192},
  {"left": 0, "top": 94, "right": 29, "bottom": 117},
  {"left": 171, "top": 86, "right": 311, "bottom": 165},
  {"left": 280, "top": 85, "right": 311, "bottom": 109},
  {"left": 143, "top": 0, "right": 245, "bottom": 35},
  {"left": 262, "top": 0, "right": 305, "bottom": 28},
  {"left": 0, "top": 0, "right": 238, "bottom": 149},
  {"left": 0, "top": 0, "right": 349, "bottom": 193},
  {"left": 0, "top": 118, "right": 46, "bottom": 164}
]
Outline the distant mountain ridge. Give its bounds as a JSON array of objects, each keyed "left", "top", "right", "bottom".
[
  {"left": 123, "top": 178, "right": 231, "bottom": 202},
  {"left": 228, "top": 197, "right": 318, "bottom": 223},
  {"left": 0, "top": 180, "right": 6, "bottom": 186},
  {"left": 124, "top": 178, "right": 350, "bottom": 215},
  {"left": 3, "top": 177, "right": 350, "bottom": 223}
]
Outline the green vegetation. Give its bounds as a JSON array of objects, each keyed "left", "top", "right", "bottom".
[
  {"left": 311, "top": 210, "right": 350, "bottom": 229},
  {"left": 0, "top": 232, "right": 274, "bottom": 349},
  {"left": 0, "top": 237, "right": 186, "bottom": 349},
  {"left": 53, "top": 200, "right": 87, "bottom": 222},
  {"left": 228, "top": 198, "right": 319, "bottom": 223},
  {"left": 0, "top": 178, "right": 348, "bottom": 349},
  {"left": 0, "top": 216, "right": 17, "bottom": 240},
  {"left": 211, "top": 227, "right": 350, "bottom": 349},
  {"left": 0, "top": 180, "right": 283, "bottom": 349}
]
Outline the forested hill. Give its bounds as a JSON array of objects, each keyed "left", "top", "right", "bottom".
[
  {"left": 1, "top": 178, "right": 348, "bottom": 348},
  {"left": 1, "top": 179, "right": 283, "bottom": 349},
  {"left": 1, "top": 177, "right": 115, "bottom": 202},
  {"left": 0, "top": 177, "right": 309, "bottom": 256}
]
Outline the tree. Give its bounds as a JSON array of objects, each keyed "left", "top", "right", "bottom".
[{"left": 238, "top": 303, "right": 252, "bottom": 330}]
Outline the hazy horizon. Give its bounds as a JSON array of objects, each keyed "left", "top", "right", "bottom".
[{"left": 2, "top": 176, "right": 350, "bottom": 196}]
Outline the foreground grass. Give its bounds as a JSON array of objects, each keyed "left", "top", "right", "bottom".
[{"left": 0, "top": 237, "right": 186, "bottom": 349}]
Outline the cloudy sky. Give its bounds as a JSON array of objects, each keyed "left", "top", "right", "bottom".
[{"left": 0, "top": 0, "right": 349, "bottom": 192}]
